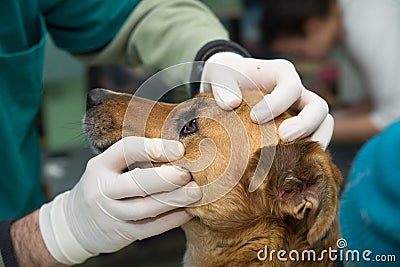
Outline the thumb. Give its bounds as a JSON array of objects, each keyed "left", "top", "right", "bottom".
[
  {"left": 200, "top": 54, "right": 243, "bottom": 109},
  {"left": 310, "top": 114, "right": 334, "bottom": 150},
  {"left": 209, "top": 71, "right": 242, "bottom": 110},
  {"left": 99, "top": 137, "right": 185, "bottom": 171},
  {"left": 200, "top": 75, "right": 242, "bottom": 110}
]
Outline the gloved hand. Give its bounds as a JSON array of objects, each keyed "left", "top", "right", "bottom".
[
  {"left": 201, "top": 52, "right": 334, "bottom": 150},
  {"left": 39, "top": 137, "right": 202, "bottom": 265}
]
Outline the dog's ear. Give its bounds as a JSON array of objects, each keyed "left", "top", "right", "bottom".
[{"left": 248, "top": 142, "right": 342, "bottom": 245}]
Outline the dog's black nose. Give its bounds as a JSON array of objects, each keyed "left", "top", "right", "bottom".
[{"left": 87, "top": 88, "right": 107, "bottom": 110}]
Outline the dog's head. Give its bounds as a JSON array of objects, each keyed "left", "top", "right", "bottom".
[{"left": 84, "top": 88, "right": 342, "bottom": 245}]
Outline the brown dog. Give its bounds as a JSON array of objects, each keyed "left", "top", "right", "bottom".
[{"left": 83, "top": 88, "right": 342, "bottom": 266}]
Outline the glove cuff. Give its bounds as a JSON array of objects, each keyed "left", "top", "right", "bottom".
[
  {"left": 39, "top": 192, "right": 96, "bottom": 265},
  {"left": 190, "top": 40, "right": 251, "bottom": 95}
]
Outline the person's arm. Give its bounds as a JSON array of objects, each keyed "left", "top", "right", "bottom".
[
  {"left": 339, "top": 0, "right": 400, "bottom": 141},
  {"left": 76, "top": 0, "right": 230, "bottom": 69},
  {"left": 332, "top": 113, "right": 380, "bottom": 143},
  {"left": 9, "top": 210, "right": 64, "bottom": 267},
  {"left": 1, "top": 138, "right": 201, "bottom": 266},
  {"left": 42, "top": 0, "right": 229, "bottom": 68},
  {"left": 332, "top": 99, "right": 379, "bottom": 142},
  {"left": 0, "top": 213, "right": 62, "bottom": 267}
]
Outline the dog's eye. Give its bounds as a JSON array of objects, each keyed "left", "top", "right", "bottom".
[{"left": 180, "top": 119, "right": 198, "bottom": 136}]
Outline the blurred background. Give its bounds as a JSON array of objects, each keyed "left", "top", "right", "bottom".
[{"left": 40, "top": 0, "right": 369, "bottom": 266}]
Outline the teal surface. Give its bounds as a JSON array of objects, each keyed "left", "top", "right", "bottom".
[{"left": 0, "top": 0, "right": 139, "bottom": 219}]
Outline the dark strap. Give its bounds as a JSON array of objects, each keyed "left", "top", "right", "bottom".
[
  {"left": 190, "top": 40, "right": 251, "bottom": 96},
  {"left": 0, "top": 219, "right": 19, "bottom": 267}
]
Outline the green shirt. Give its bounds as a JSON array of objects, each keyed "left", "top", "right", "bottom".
[{"left": 0, "top": 0, "right": 139, "bottom": 220}]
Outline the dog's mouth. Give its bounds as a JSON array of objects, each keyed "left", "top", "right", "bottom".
[
  {"left": 88, "top": 139, "right": 113, "bottom": 154},
  {"left": 83, "top": 128, "right": 114, "bottom": 154},
  {"left": 82, "top": 114, "right": 118, "bottom": 154}
]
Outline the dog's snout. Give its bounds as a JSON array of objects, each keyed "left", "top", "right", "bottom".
[{"left": 87, "top": 88, "right": 108, "bottom": 110}]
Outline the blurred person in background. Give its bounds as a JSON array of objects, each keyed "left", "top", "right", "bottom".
[
  {"left": 339, "top": 119, "right": 400, "bottom": 266},
  {"left": 261, "top": 0, "right": 400, "bottom": 143}
]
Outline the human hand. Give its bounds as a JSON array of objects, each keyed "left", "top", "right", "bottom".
[
  {"left": 39, "top": 137, "right": 202, "bottom": 265},
  {"left": 201, "top": 52, "right": 334, "bottom": 150}
]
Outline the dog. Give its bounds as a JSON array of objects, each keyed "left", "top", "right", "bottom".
[{"left": 83, "top": 88, "right": 343, "bottom": 266}]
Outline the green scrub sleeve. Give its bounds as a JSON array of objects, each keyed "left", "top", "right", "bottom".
[
  {"left": 39, "top": 0, "right": 140, "bottom": 53},
  {"left": 77, "top": 0, "right": 230, "bottom": 70}
]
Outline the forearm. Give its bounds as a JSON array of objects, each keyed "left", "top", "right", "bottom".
[
  {"left": 126, "top": 0, "right": 230, "bottom": 69},
  {"left": 332, "top": 113, "right": 380, "bottom": 143},
  {"left": 10, "top": 210, "right": 65, "bottom": 267},
  {"left": 78, "top": 0, "right": 229, "bottom": 69}
]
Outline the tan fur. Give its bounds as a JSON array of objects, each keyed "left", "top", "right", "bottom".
[{"left": 84, "top": 89, "right": 343, "bottom": 266}]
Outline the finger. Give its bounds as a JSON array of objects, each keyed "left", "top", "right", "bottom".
[
  {"left": 135, "top": 209, "right": 193, "bottom": 240},
  {"left": 203, "top": 60, "right": 242, "bottom": 109},
  {"left": 278, "top": 89, "right": 329, "bottom": 141},
  {"left": 246, "top": 59, "right": 302, "bottom": 123},
  {"left": 201, "top": 52, "right": 243, "bottom": 109},
  {"left": 102, "top": 165, "right": 192, "bottom": 199},
  {"left": 97, "top": 137, "right": 185, "bottom": 171},
  {"left": 250, "top": 81, "right": 302, "bottom": 124},
  {"left": 199, "top": 80, "right": 211, "bottom": 94},
  {"left": 244, "top": 59, "right": 301, "bottom": 92},
  {"left": 107, "top": 181, "right": 202, "bottom": 221},
  {"left": 310, "top": 114, "right": 334, "bottom": 150},
  {"left": 210, "top": 73, "right": 243, "bottom": 110}
]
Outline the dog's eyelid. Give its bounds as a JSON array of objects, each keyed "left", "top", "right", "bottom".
[
  {"left": 174, "top": 118, "right": 187, "bottom": 124},
  {"left": 176, "top": 109, "right": 197, "bottom": 123}
]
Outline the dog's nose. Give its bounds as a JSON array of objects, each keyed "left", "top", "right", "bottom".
[{"left": 87, "top": 88, "right": 107, "bottom": 110}]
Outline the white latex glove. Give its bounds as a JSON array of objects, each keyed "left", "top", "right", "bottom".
[
  {"left": 39, "top": 137, "right": 202, "bottom": 265},
  {"left": 201, "top": 52, "right": 334, "bottom": 150}
]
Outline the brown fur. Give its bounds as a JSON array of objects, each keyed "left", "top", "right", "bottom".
[{"left": 83, "top": 89, "right": 342, "bottom": 266}]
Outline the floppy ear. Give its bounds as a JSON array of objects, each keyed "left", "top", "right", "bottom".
[
  {"left": 277, "top": 171, "right": 339, "bottom": 246},
  {"left": 250, "top": 142, "right": 342, "bottom": 246},
  {"left": 306, "top": 162, "right": 342, "bottom": 245}
]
